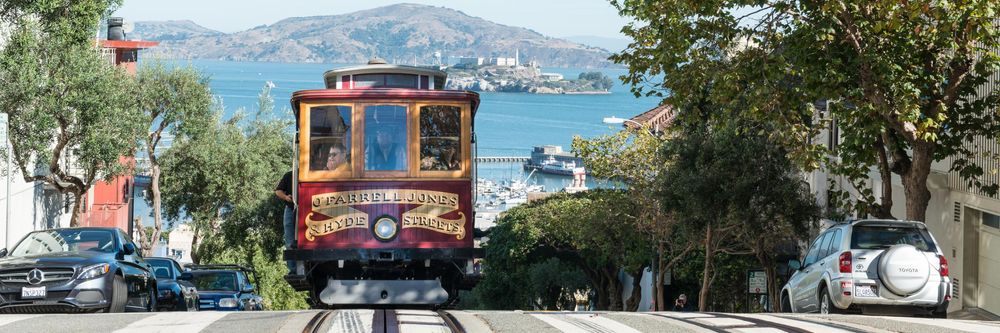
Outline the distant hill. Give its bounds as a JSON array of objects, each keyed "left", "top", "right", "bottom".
[
  {"left": 129, "top": 20, "right": 223, "bottom": 41},
  {"left": 562, "top": 35, "right": 631, "bottom": 53},
  {"left": 134, "top": 3, "right": 615, "bottom": 68}
]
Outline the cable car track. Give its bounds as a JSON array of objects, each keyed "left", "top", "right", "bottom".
[{"left": 302, "top": 309, "right": 464, "bottom": 333}]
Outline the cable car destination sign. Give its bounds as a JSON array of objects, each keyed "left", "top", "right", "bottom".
[{"left": 305, "top": 189, "right": 467, "bottom": 240}]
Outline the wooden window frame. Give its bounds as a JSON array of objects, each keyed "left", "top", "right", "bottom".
[
  {"left": 298, "top": 102, "right": 355, "bottom": 182},
  {"left": 359, "top": 102, "right": 411, "bottom": 179},
  {"left": 298, "top": 100, "right": 473, "bottom": 181},
  {"left": 414, "top": 102, "right": 470, "bottom": 179}
]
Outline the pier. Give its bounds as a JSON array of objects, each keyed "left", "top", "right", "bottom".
[{"left": 476, "top": 156, "right": 530, "bottom": 163}]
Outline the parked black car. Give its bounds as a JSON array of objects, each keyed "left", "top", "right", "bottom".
[
  {"left": 0, "top": 227, "right": 157, "bottom": 313},
  {"left": 146, "top": 257, "right": 199, "bottom": 311},
  {"left": 183, "top": 264, "right": 263, "bottom": 311}
]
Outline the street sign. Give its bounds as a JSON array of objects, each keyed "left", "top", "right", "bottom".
[{"left": 748, "top": 270, "right": 767, "bottom": 294}]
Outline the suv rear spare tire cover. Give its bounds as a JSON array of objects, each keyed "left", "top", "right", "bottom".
[{"left": 878, "top": 244, "right": 930, "bottom": 295}]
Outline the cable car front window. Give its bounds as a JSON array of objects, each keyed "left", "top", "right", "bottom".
[
  {"left": 310, "top": 105, "right": 352, "bottom": 173},
  {"left": 419, "top": 105, "right": 461, "bottom": 171},
  {"left": 364, "top": 105, "right": 407, "bottom": 171}
]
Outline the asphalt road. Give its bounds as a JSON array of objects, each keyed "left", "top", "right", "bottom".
[{"left": 0, "top": 310, "right": 998, "bottom": 333}]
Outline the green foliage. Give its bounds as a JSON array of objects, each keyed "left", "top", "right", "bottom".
[
  {"left": 134, "top": 61, "right": 214, "bottom": 256},
  {"left": 1, "top": 0, "right": 123, "bottom": 44},
  {"left": 159, "top": 84, "right": 297, "bottom": 307},
  {"left": 474, "top": 190, "right": 651, "bottom": 310},
  {"left": 610, "top": 0, "right": 1000, "bottom": 220},
  {"left": 0, "top": 9, "right": 144, "bottom": 226},
  {"left": 657, "top": 122, "right": 819, "bottom": 310},
  {"left": 576, "top": 71, "right": 615, "bottom": 90},
  {"left": 197, "top": 232, "right": 308, "bottom": 310}
]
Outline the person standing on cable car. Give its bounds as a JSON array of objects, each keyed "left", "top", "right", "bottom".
[{"left": 274, "top": 170, "right": 296, "bottom": 273}]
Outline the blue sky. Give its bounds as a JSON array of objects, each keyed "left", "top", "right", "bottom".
[{"left": 112, "top": 0, "right": 632, "bottom": 39}]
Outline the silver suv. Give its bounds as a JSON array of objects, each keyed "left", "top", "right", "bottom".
[{"left": 780, "top": 219, "right": 950, "bottom": 317}]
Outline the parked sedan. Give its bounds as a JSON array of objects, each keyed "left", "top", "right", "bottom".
[
  {"left": 183, "top": 265, "right": 263, "bottom": 311},
  {"left": 146, "top": 257, "right": 198, "bottom": 311},
  {"left": 0, "top": 227, "right": 157, "bottom": 313}
]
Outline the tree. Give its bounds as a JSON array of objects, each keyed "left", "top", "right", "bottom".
[
  {"left": 0, "top": 13, "right": 144, "bottom": 227},
  {"left": 573, "top": 125, "right": 694, "bottom": 310},
  {"left": 657, "top": 122, "right": 818, "bottom": 311},
  {"left": 160, "top": 84, "right": 292, "bottom": 263},
  {"left": 134, "top": 62, "right": 213, "bottom": 256},
  {"left": 477, "top": 190, "right": 652, "bottom": 311},
  {"left": 610, "top": 0, "right": 1000, "bottom": 221},
  {"left": 1, "top": 0, "right": 122, "bottom": 45}
]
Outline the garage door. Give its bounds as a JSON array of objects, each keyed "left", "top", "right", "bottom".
[{"left": 979, "top": 214, "right": 1000, "bottom": 315}]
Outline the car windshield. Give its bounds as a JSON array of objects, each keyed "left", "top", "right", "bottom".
[
  {"left": 10, "top": 229, "right": 116, "bottom": 256},
  {"left": 147, "top": 259, "right": 174, "bottom": 279},
  {"left": 191, "top": 272, "right": 238, "bottom": 291},
  {"left": 851, "top": 225, "right": 936, "bottom": 252}
]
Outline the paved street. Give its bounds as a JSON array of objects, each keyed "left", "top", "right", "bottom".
[{"left": 0, "top": 310, "right": 997, "bottom": 333}]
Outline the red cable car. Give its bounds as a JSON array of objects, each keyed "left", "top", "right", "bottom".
[{"left": 284, "top": 58, "right": 480, "bottom": 307}]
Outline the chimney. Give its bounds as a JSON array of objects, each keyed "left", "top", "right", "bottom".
[{"left": 107, "top": 17, "right": 125, "bottom": 41}]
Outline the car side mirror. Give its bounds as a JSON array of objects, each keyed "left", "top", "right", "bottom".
[
  {"left": 243, "top": 284, "right": 255, "bottom": 293},
  {"left": 788, "top": 259, "right": 801, "bottom": 271},
  {"left": 0, "top": 248, "right": 7, "bottom": 258},
  {"left": 178, "top": 272, "right": 193, "bottom": 281},
  {"left": 122, "top": 243, "right": 136, "bottom": 255}
]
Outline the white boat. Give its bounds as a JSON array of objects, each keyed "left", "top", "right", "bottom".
[{"left": 540, "top": 156, "right": 576, "bottom": 175}]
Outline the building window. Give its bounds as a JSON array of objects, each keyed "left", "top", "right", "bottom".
[
  {"left": 309, "top": 106, "right": 352, "bottom": 173},
  {"left": 984, "top": 212, "right": 1000, "bottom": 229},
  {"left": 364, "top": 105, "right": 407, "bottom": 171},
  {"left": 419, "top": 105, "right": 461, "bottom": 171}
]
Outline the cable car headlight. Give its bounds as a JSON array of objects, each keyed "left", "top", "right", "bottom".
[{"left": 373, "top": 216, "right": 398, "bottom": 241}]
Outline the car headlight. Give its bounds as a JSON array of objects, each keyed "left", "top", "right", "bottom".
[
  {"left": 373, "top": 216, "right": 398, "bottom": 241},
  {"left": 218, "top": 297, "right": 239, "bottom": 308},
  {"left": 78, "top": 264, "right": 110, "bottom": 280}
]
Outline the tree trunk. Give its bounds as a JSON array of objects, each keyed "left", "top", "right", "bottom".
[
  {"left": 69, "top": 191, "right": 84, "bottom": 227},
  {"left": 190, "top": 229, "right": 201, "bottom": 264},
  {"left": 872, "top": 134, "right": 895, "bottom": 219},
  {"left": 606, "top": 267, "right": 624, "bottom": 311},
  {"left": 902, "top": 143, "right": 934, "bottom": 222},
  {"left": 625, "top": 266, "right": 646, "bottom": 311},
  {"left": 146, "top": 165, "right": 163, "bottom": 257},
  {"left": 765, "top": 264, "right": 779, "bottom": 312},
  {"left": 656, "top": 241, "right": 666, "bottom": 311},
  {"left": 699, "top": 222, "right": 713, "bottom": 312}
]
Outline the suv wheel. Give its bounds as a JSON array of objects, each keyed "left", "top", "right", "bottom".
[{"left": 819, "top": 288, "right": 840, "bottom": 314}]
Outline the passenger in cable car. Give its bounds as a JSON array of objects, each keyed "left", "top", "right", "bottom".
[
  {"left": 325, "top": 142, "right": 350, "bottom": 172},
  {"left": 367, "top": 127, "right": 406, "bottom": 170}
]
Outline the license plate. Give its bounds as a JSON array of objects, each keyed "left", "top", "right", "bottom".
[
  {"left": 855, "top": 285, "right": 877, "bottom": 297},
  {"left": 21, "top": 286, "right": 46, "bottom": 299}
]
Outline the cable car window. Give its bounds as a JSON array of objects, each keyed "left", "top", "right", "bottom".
[
  {"left": 419, "top": 105, "right": 461, "bottom": 171},
  {"left": 364, "top": 105, "right": 407, "bottom": 171},
  {"left": 353, "top": 74, "right": 418, "bottom": 89},
  {"left": 310, "top": 105, "right": 352, "bottom": 172}
]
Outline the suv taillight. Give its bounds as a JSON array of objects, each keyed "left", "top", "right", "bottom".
[
  {"left": 939, "top": 255, "right": 949, "bottom": 277},
  {"left": 839, "top": 251, "right": 852, "bottom": 273}
]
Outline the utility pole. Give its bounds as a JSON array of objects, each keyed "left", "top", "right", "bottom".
[{"left": 1, "top": 113, "right": 9, "bottom": 249}]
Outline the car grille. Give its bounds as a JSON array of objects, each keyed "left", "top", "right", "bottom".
[
  {"left": 0, "top": 268, "right": 76, "bottom": 285},
  {"left": 0, "top": 303, "right": 93, "bottom": 314},
  {"left": 199, "top": 299, "right": 215, "bottom": 309}
]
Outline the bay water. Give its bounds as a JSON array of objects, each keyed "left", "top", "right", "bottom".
[{"left": 182, "top": 60, "right": 661, "bottom": 191}]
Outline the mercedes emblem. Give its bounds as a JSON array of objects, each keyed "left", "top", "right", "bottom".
[{"left": 26, "top": 268, "right": 44, "bottom": 285}]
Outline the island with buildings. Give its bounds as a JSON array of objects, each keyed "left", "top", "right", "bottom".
[{"left": 443, "top": 53, "right": 614, "bottom": 94}]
